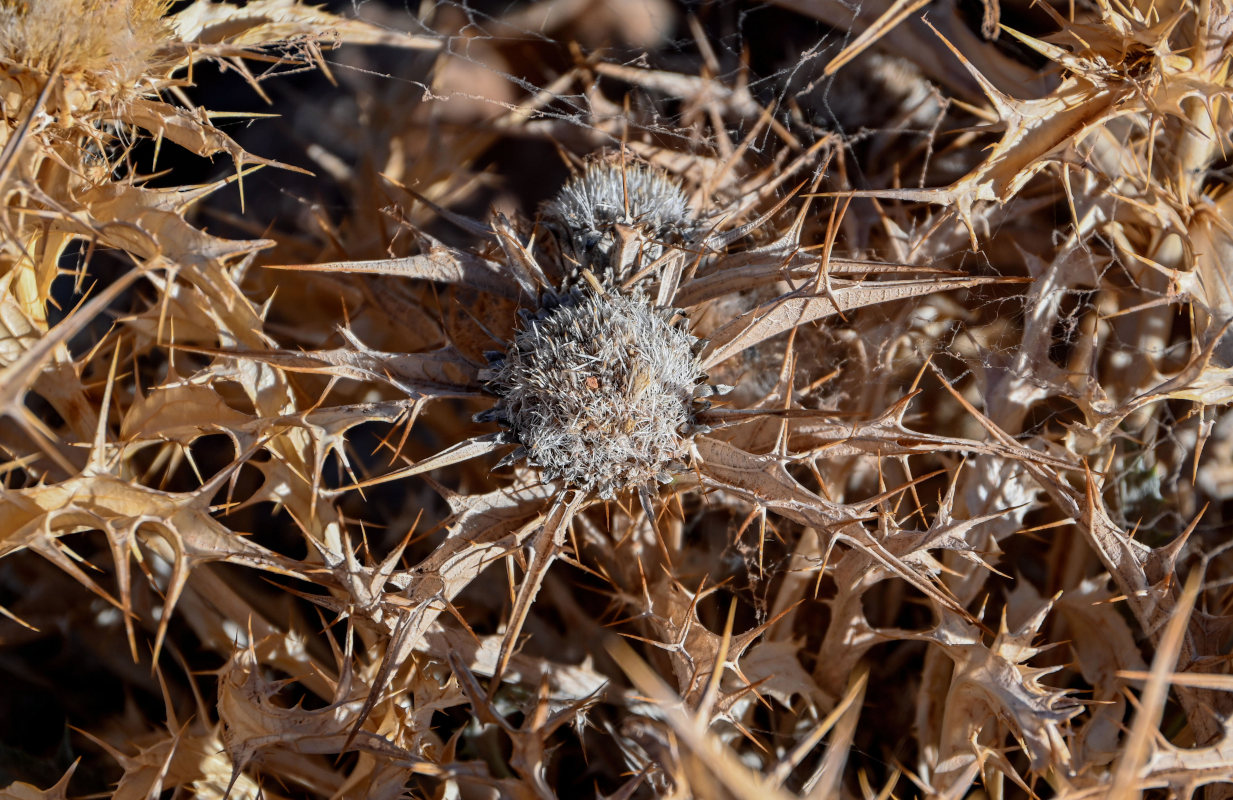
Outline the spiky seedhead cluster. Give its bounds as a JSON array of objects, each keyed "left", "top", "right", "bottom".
[
  {"left": 479, "top": 288, "right": 713, "bottom": 498},
  {"left": 543, "top": 158, "right": 698, "bottom": 285},
  {"left": 0, "top": 0, "right": 172, "bottom": 83}
]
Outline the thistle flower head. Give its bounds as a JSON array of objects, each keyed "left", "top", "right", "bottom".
[
  {"left": 479, "top": 287, "right": 709, "bottom": 499},
  {"left": 543, "top": 157, "right": 698, "bottom": 286},
  {"left": 0, "top": 0, "right": 172, "bottom": 83}
]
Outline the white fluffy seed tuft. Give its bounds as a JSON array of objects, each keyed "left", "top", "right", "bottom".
[
  {"left": 543, "top": 159, "right": 697, "bottom": 284},
  {"left": 481, "top": 289, "right": 704, "bottom": 498}
]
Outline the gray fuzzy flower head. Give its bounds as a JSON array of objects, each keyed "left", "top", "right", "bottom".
[
  {"left": 543, "top": 159, "right": 697, "bottom": 285},
  {"left": 479, "top": 289, "right": 707, "bottom": 498}
]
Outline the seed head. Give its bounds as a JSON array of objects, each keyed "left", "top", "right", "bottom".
[
  {"left": 0, "top": 0, "right": 172, "bottom": 84},
  {"left": 543, "top": 158, "right": 697, "bottom": 285},
  {"left": 479, "top": 288, "right": 708, "bottom": 498}
]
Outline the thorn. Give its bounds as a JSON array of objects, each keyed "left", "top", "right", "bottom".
[
  {"left": 472, "top": 407, "right": 500, "bottom": 423},
  {"left": 494, "top": 445, "right": 528, "bottom": 470}
]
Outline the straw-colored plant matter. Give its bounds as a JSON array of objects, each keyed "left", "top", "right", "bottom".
[{"left": 1, "top": 0, "right": 1232, "bottom": 798}]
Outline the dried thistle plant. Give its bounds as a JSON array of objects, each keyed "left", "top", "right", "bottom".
[{"left": 3, "top": 0, "right": 1233, "bottom": 798}]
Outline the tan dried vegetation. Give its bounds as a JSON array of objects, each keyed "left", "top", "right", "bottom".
[{"left": 0, "top": 0, "right": 1231, "bottom": 797}]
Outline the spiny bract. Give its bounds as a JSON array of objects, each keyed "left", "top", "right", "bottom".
[
  {"left": 479, "top": 288, "right": 708, "bottom": 498},
  {"left": 543, "top": 157, "right": 697, "bottom": 284}
]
